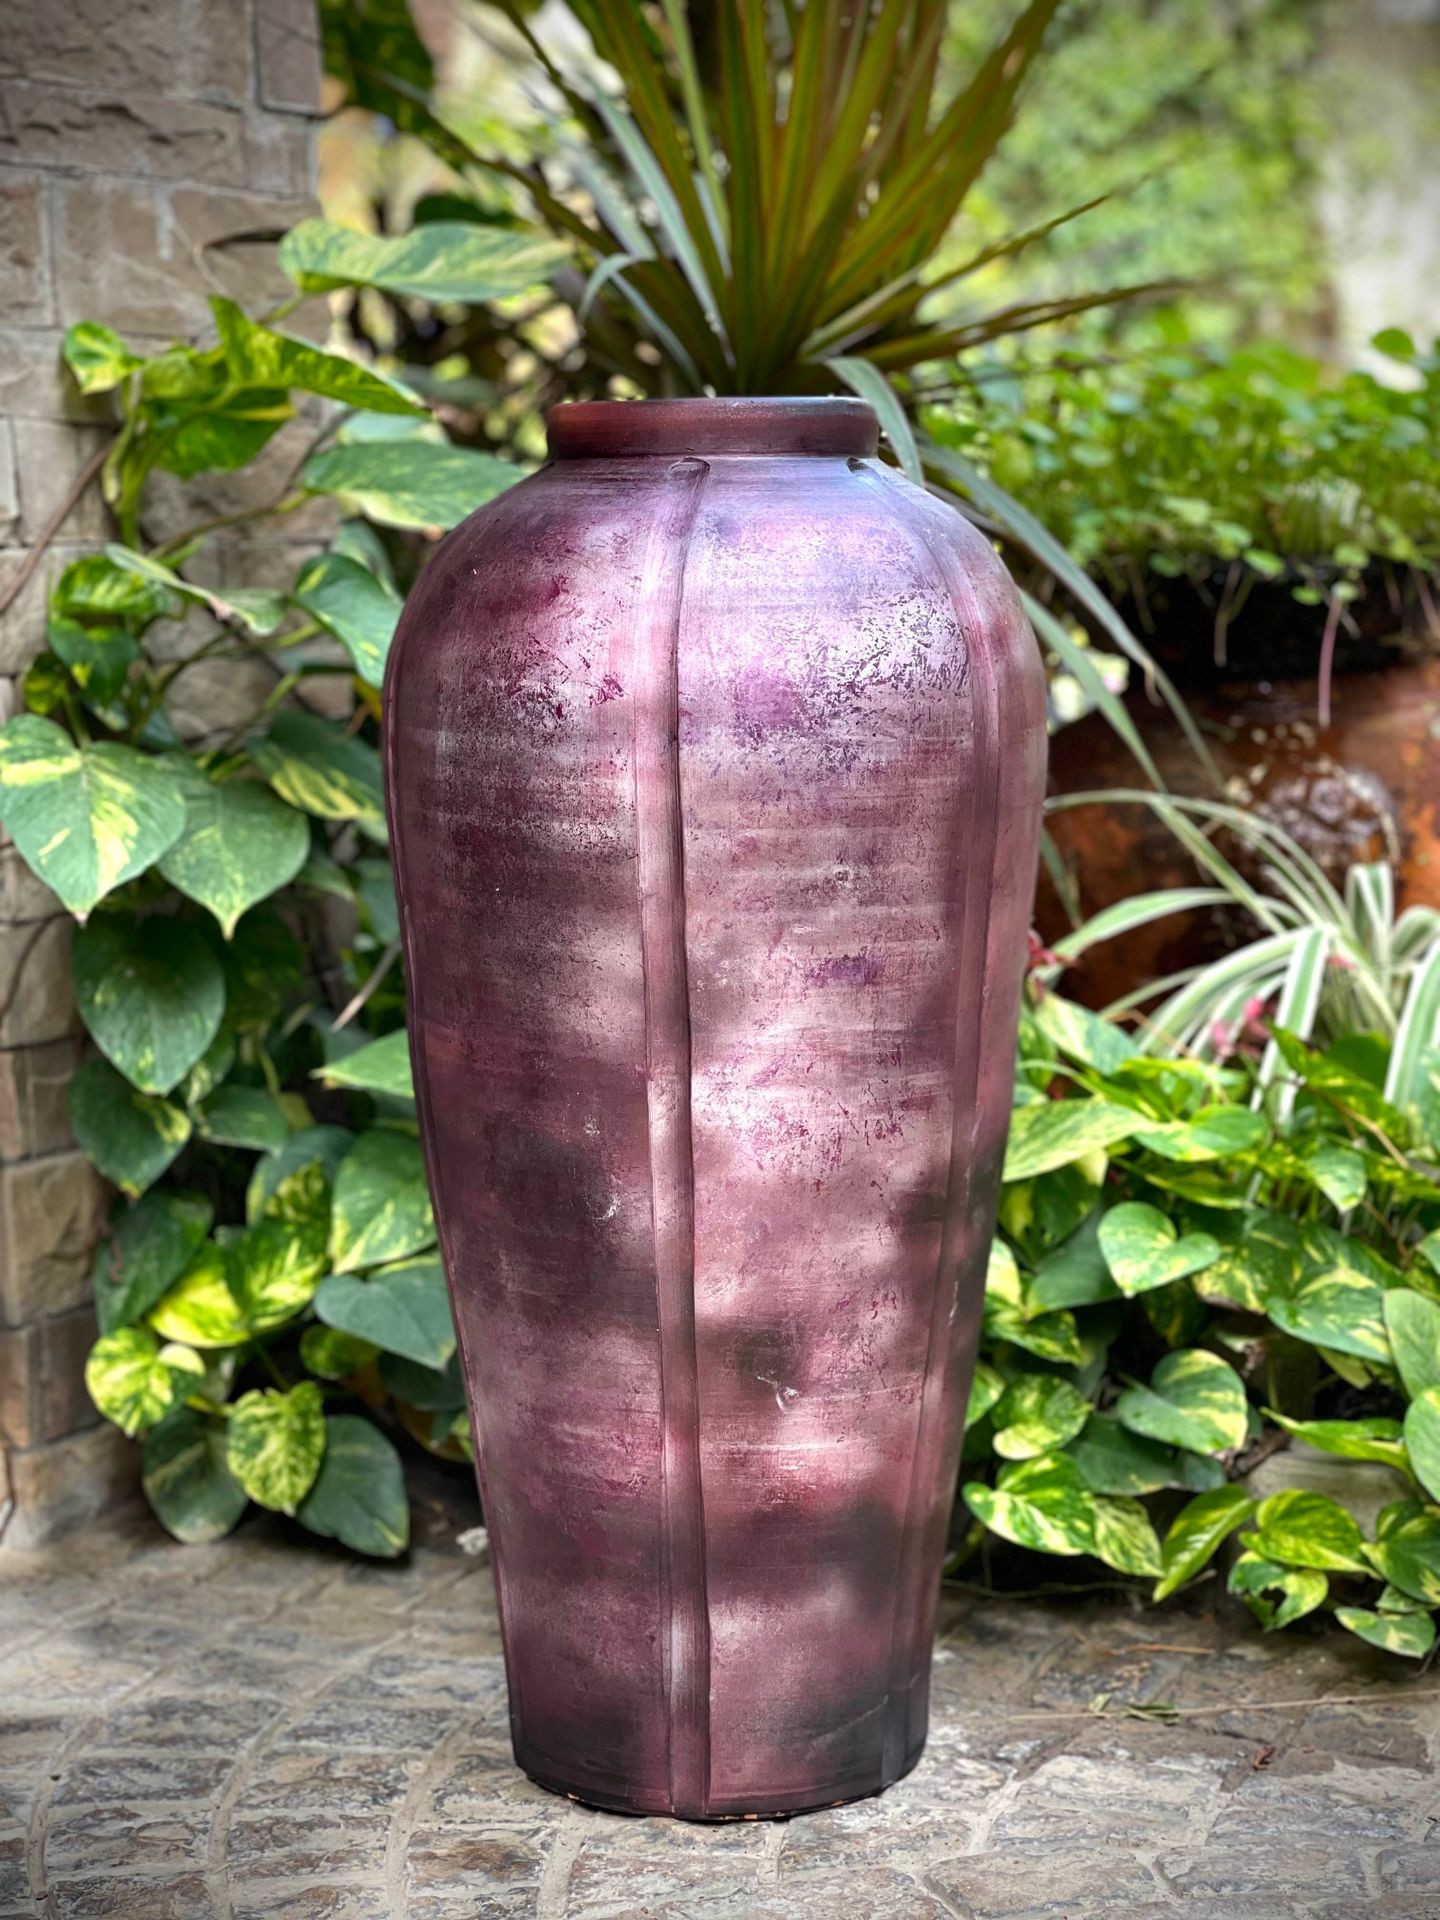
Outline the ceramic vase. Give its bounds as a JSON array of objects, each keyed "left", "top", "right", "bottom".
[{"left": 385, "top": 397, "right": 1046, "bottom": 1818}]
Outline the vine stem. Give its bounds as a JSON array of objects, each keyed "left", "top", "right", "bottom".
[{"left": 0, "top": 443, "right": 109, "bottom": 615}]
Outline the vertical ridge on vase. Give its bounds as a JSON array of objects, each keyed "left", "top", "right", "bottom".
[
  {"left": 873, "top": 479, "right": 1004, "bottom": 1784},
  {"left": 633, "top": 457, "right": 712, "bottom": 1816}
]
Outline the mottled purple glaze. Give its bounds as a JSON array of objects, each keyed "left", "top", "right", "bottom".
[{"left": 384, "top": 398, "right": 1046, "bottom": 1819}]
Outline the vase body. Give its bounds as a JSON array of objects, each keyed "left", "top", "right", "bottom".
[{"left": 385, "top": 398, "right": 1046, "bottom": 1819}]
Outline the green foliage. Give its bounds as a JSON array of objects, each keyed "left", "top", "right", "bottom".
[{"left": 963, "top": 920, "right": 1440, "bottom": 1659}]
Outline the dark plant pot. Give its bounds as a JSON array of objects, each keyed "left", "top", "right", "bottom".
[{"left": 384, "top": 398, "right": 1046, "bottom": 1819}]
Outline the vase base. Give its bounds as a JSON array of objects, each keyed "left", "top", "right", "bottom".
[{"left": 515, "top": 1735, "right": 928, "bottom": 1823}]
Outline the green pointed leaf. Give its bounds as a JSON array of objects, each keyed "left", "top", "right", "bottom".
[
  {"left": 1365, "top": 1511, "right": 1440, "bottom": 1605},
  {"left": 226, "top": 1216, "right": 329, "bottom": 1332},
  {"left": 68, "top": 1059, "right": 191, "bottom": 1197},
  {"left": 93, "top": 1190, "right": 213, "bottom": 1336},
  {"left": 1403, "top": 1388, "right": 1440, "bottom": 1504},
  {"left": 1135, "top": 1106, "right": 1266, "bottom": 1163},
  {"left": 1268, "top": 1412, "right": 1408, "bottom": 1470},
  {"left": 314, "top": 1256, "right": 453, "bottom": 1369},
  {"left": 1115, "top": 1349, "right": 1248, "bottom": 1455},
  {"left": 302, "top": 441, "right": 520, "bottom": 531},
  {"left": 1269, "top": 1267, "right": 1391, "bottom": 1365},
  {"left": 226, "top": 1381, "right": 326, "bottom": 1514},
  {"left": 983, "top": 1301, "right": 1083, "bottom": 1366},
  {"left": 1091, "top": 1495, "right": 1162, "bottom": 1577},
  {"left": 1228, "top": 1552, "right": 1329, "bottom": 1629},
  {"left": 104, "top": 546, "right": 287, "bottom": 636},
  {"left": 1297, "top": 1139, "right": 1367, "bottom": 1211},
  {"left": 73, "top": 912, "right": 225, "bottom": 1096},
  {"left": 1335, "top": 1606, "right": 1436, "bottom": 1660},
  {"left": 142, "top": 1407, "right": 248, "bottom": 1544},
  {"left": 1028, "top": 1213, "right": 1118, "bottom": 1311},
  {"left": 1384, "top": 1290, "right": 1440, "bottom": 1401},
  {"left": 1098, "top": 1203, "right": 1220, "bottom": 1297},
  {"left": 990, "top": 1373, "right": 1090, "bottom": 1461},
  {"left": 147, "top": 1243, "right": 248, "bottom": 1348},
  {"left": 54, "top": 550, "right": 172, "bottom": 625},
  {"left": 330, "top": 1131, "right": 434, "bottom": 1274},
  {"left": 1154, "top": 1485, "right": 1255, "bottom": 1599},
  {"left": 1067, "top": 1414, "right": 1180, "bottom": 1495},
  {"left": 247, "top": 1125, "right": 353, "bottom": 1226},
  {"left": 279, "top": 218, "right": 567, "bottom": 303},
  {"left": 1029, "top": 994, "right": 1135, "bottom": 1075},
  {"left": 312, "top": 1029, "right": 414, "bottom": 1101},
  {"left": 963, "top": 1453, "right": 1097, "bottom": 1557},
  {"left": 48, "top": 612, "right": 139, "bottom": 709},
  {"left": 0, "top": 716, "right": 186, "bottom": 918},
  {"left": 195, "top": 1084, "right": 290, "bottom": 1153},
  {"left": 1002, "top": 1099, "right": 1138, "bottom": 1182},
  {"left": 63, "top": 321, "right": 141, "bottom": 393},
  {"left": 1252, "top": 1490, "right": 1369, "bottom": 1572},
  {"left": 158, "top": 770, "right": 310, "bottom": 938},
  {"left": 85, "top": 1326, "right": 204, "bottom": 1436},
  {"left": 297, "top": 1413, "right": 409, "bottom": 1558},
  {"left": 966, "top": 1360, "right": 1006, "bottom": 1426},
  {"left": 292, "top": 551, "right": 401, "bottom": 687},
  {"left": 211, "top": 296, "right": 424, "bottom": 417},
  {"left": 247, "top": 710, "right": 385, "bottom": 829},
  {"left": 1195, "top": 1211, "right": 1301, "bottom": 1313}
]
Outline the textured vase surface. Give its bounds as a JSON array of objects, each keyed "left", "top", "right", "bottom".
[{"left": 385, "top": 397, "right": 1047, "bottom": 1819}]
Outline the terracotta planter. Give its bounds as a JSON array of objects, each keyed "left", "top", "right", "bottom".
[{"left": 385, "top": 398, "right": 1046, "bottom": 1818}]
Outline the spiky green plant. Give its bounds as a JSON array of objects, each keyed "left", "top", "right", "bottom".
[{"left": 321, "top": 0, "right": 1208, "bottom": 763}]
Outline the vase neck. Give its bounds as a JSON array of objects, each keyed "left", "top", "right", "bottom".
[{"left": 546, "top": 397, "right": 878, "bottom": 460}]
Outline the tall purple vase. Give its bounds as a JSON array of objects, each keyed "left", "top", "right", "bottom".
[{"left": 385, "top": 398, "right": 1046, "bottom": 1819}]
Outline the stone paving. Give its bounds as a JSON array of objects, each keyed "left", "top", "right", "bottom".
[{"left": 2, "top": 1469, "right": 1439, "bottom": 1920}]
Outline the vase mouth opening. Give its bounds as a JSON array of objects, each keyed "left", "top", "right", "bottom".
[{"left": 546, "top": 397, "right": 879, "bottom": 461}]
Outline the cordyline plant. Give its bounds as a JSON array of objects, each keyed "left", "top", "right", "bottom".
[{"left": 321, "top": 0, "right": 1209, "bottom": 765}]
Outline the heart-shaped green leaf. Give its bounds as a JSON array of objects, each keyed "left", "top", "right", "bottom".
[
  {"left": 279, "top": 219, "right": 567, "bottom": 303},
  {"left": 1136, "top": 1105, "right": 1266, "bottom": 1162},
  {"left": 1252, "top": 1490, "right": 1369, "bottom": 1572},
  {"left": 147, "top": 1244, "right": 249, "bottom": 1349},
  {"left": 1154, "top": 1485, "right": 1255, "bottom": 1599},
  {"left": 963, "top": 1453, "right": 1098, "bottom": 1558},
  {"left": 314, "top": 1256, "right": 453, "bottom": 1369},
  {"left": 297, "top": 1414, "right": 409, "bottom": 1558},
  {"left": 68, "top": 1059, "right": 191, "bottom": 1197},
  {"left": 158, "top": 769, "right": 310, "bottom": 938},
  {"left": 1002, "top": 1099, "right": 1138, "bottom": 1182},
  {"left": 0, "top": 716, "right": 186, "bottom": 918},
  {"left": 292, "top": 552, "right": 401, "bottom": 687},
  {"left": 1067, "top": 1415, "right": 1181, "bottom": 1496},
  {"left": 312, "top": 1029, "right": 414, "bottom": 1101},
  {"left": 1403, "top": 1387, "right": 1440, "bottom": 1504},
  {"left": 1334, "top": 1606, "right": 1436, "bottom": 1660},
  {"left": 196, "top": 1085, "right": 290, "bottom": 1153},
  {"left": 1268, "top": 1267, "right": 1390, "bottom": 1365},
  {"left": 1365, "top": 1510, "right": 1440, "bottom": 1606},
  {"left": 1229, "top": 1552, "right": 1329, "bottom": 1629},
  {"left": 247, "top": 1125, "right": 353, "bottom": 1226},
  {"left": 226, "top": 1381, "right": 326, "bottom": 1513},
  {"left": 142, "top": 1406, "right": 248, "bottom": 1544},
  {"left": 966, "top": 1360, "right": 1006, "bottom": 1426},
  {"left": 92, "top": 1190, "right": 213, "bottom": 1335},
  {"left": 1268, "top": 1412, "right": 1408, "bottom": 1470},
  {"left": 990, "top": 1373, "right": 1090, "bottom": 1461},
  {"left": 1090, "top": 1495, "right": 1162, "bottom": 1576},
  {"left": 1028, "top": 1213, "right": 1118, "bottom": 1311},
  {"left": 247, "top": 710, "right": 385, "bottom": 829},
  {"left": 73, "top": 912, "right": 225, "bottom": 1095},
  {"left": 301, "top": 440, "right": 519, "bottom": 531},
  {"left": 329, "top": 1131, "right": 435, "bottom": 1274},
  {"left": 1297, "top": 1138, "right": 1367, "bottom": 1210},
  {"left": 1384, "top": 1290, "right": 1440, "bottom": 1401},
  {"left": 1115, "top": 1349, "right": 1248, "bottom": 1455},
  {"left": 225, "top": 1217, "right": 329, "bottom": 1332},
  {"left": 1099, "top": 1202, "right": 1220, "bottom": 1296},
  {"left": 85, "top": 1326, "right": 204, "bottom": 1436}
]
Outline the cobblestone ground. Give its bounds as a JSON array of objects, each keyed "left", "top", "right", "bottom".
[{"left": 2, "top": 1472, "right": 1438, "bottom": 1920}]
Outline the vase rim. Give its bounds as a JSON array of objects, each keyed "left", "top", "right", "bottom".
[{"left": 546, "top": 396, "right": 879, "bottom": 460}]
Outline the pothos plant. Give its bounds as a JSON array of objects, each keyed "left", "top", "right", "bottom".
[
  {"left": 962, "top": 856, "right": 1440, "bottom": 1662},
  {"left": 0, "top": 222, "right": 562, "bottom": 1555}
]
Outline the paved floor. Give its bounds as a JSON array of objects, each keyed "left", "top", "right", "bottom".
[{"left": 2, "top": 1471, "right": 1438, "bottom": 1920}]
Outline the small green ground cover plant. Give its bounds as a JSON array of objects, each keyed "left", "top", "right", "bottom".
[
  {"left": 963, "top": 843, "right": 1440, "bottom": 1661},
  {"left": 0, "top": 223, "right": 559, "bottom": 1554}
]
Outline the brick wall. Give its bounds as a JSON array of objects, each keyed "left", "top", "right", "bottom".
[{"left": 0, "top": 0, "right": 324, "bottom": 1546}]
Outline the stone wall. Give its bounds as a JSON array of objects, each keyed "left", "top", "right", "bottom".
[{"left": 0, "top": 0, "right": 324, "bottom": 1546}]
